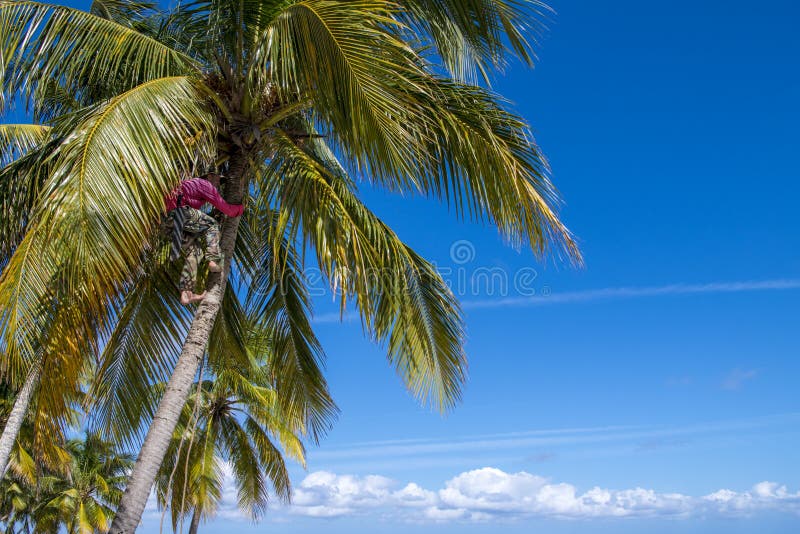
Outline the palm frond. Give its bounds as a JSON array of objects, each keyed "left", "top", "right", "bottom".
[
  {"left": 264, "top": 130, "right": 468, "bottom": 410},
  {"left": 244, "top": 397, "right": 306, "bottom": 468},
  {"left": 218, "top": 416, "right": 270, "bottom": 519},
  {"left": 0, "top": 136, "right": 60, "bottom": 268},
  {"left": 88, "top": 262, "right": 190, "bottom": 448},
  {"left": 411, "top": 77, "right": 580, "bottom": 261},
  {"left": 0, "top": 75, "right": 214, "bottom": 392},
  {"left": 206, "top": 285, "right": 250, "bottom": 377},
  {"left": 216, "top": 366, "right": 307, "bottom": 466},
  {"left": 7, "top": 440, "right": 35, "bottom": 485},
  {"left": 0, "top": 124, "right": 52, "bottom": 266},
  {"left": 396, "top": 0, "right": 550, "bottom": 82},
  {"left": 261, "top": 0, "right": 431, "bottom": 187},
  {"left": 130, "top": 1, "right": 221, "bottom": 64},
  {"left": 90, "top": 0, "right": 155, "bottom": 25},
  {"left": 0, "top": 1, "right": 199, "bottom": 111},
  {"left": 0, "top": 124, "right": 50, "bottom": 166},
  {"left": 258, "top": 3, "right": 577, "bottom": 261},
  {"left": 32, "top": 75, "right": 216, "bottom": 297},
  {"left": 0, "top": 228, "right": 57, "bottom": 383},
  {"left": 31, "top": 78, "right": 92, "bottom": 125},
  {"left": 237, "top": 187, "right": 338, "bottom": 440}
]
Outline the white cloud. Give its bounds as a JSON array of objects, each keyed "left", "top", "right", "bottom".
[
  {"left": 434, "top": 468, "right": 696, "bottom": 519},
  {"left": 423, "top": 507, "right": 468, "bottom": 521},
  {"left": 394, "top": 483, "right": 438, "bottom": 507},
  {"left": 702, "top": 481, "right": 800, "bottom": 516},
  {"left": 722, "top": 368, "right": 759, "bottom": 390},
  {"left": 438, "top": 468, "right": 548, "bottom": 513},
  {"left": 291, "top": 471, "right": 397, "bottom": 517},
  {"left": 149, "top": 466, "right": 800, "bottom": 526},
  {"left": 279, "top": 468, "right": 800, "bottom": 522}
]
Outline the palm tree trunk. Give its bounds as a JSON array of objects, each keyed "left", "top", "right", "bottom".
[
  {"left": 109, "top": 156, "right": 248, "bottom": 533},
  {"left": 0, "top": 365, "right": 40, "bottom": 476},
  {"left": 187, "top": 508, "right": 201, "bottom": 534}
]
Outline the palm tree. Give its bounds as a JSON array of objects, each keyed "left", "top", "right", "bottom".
[
  {"left": 0, "top": 380, "right": 38, "bottom": 534},
  {"left": 0, "top": 0, "right": 581, "bottom": 531},
  {"left": 0, "top": 0, "right": 164, "bottom": 475},
  {"left": 37, "top": 433, "right": 133, "bottom": 534},
  {"left": 0, "top": 374, "right": 74, "bottom": 491},
  {"left": 155, "top": 364, "right": 303, "bottom": 534},
  {"left": 0, "top": 431, "right": 133, "bottom": 534},
  {"left": 0, "top": 477, "right": 36, "bottom": 534}
]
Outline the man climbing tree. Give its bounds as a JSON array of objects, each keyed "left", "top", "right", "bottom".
[
  {"left": 162, "top": 173, "right": 244, "bottom": 305},
  {"left": 0, "top": 2, "right": 581, "bottom": 532}
]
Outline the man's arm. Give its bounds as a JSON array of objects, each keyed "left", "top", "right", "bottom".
[{"left": 197, "top": 180, "right": 244, "bottom": 217}]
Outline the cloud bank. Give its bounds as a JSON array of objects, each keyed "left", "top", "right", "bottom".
[
  {"left": 143, "top": 465, "right": 800, "bottom": 527},
  {"left": 285, "top": 468, "right": 800, "bottom": 522}
]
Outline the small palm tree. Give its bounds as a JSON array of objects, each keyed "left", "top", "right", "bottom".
[
  {"left": 0, "top": 379, "right": 54, "bottom": 534},
  {"left": 0, "top": 430, "right": 131, "bottom": 534},
  {"left": 0, "top": 1, "right": 581, "bottom": 531},
  {"left": 0, "top": 377, "right": 73, "bottom": 489},
  {"left": 0, "top": 477, "right": 36, "bottom": 534},
  {"left": 155, "top": 364, "right": 303, "bottom": 534},
  {"left": 37, "top": 433, "right": 133, "bottom": 534}
]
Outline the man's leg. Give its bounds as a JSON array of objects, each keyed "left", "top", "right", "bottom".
[
  {"left": 202, "top": 220, "right": 222, "bottom": 272},
  {"left": 182, "top": 208, "right": 223, "bottom": 272},
  {"left": 179, "top": 237, "right": 206, "bottom": 305}
]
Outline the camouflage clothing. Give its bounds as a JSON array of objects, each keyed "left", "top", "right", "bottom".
[{"left": 161, "top": 206, "right": 222, "bottom": 292}]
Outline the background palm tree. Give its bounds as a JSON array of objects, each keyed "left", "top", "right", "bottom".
[
  {"left": 0, "top": 376, "right": 73, "bottom": 490},
  {"left": 38, "top": 433, "right": 133, "bottom": 534},
  {"left": 155, "top": 364, "right": 304, "bottom": 534},
  {"left": 0, "top": 1, "right": 580, "bottom": 531},
  {"left": 0, "top": 431, "right": 132, "bottom": 534},
  {"left": 0, "top": 0, "right": 168, "bottom": 475},
  {"left": 0, "top": 379, "right": 39, "bottom": 534},
  {"left": 0, "top": 476, "right": 37, "bottom": 534}
]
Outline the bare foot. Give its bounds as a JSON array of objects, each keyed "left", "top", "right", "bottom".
[
  {"left": 189, "top": 291, "right": 207, "bottom": 303},
  {"left": 180, "top": 290, "right": 207, "bottom": 305},
  {"left": 208, "top": 260, "right": 222, "bottom": 273}
]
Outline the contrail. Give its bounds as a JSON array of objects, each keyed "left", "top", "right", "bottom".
[
  {"left": 461, "top": 278, "right": 800, "bottom": 310},
  {"left": 308, "top": 412, "right": 800, "bottom": 462},
  {"left": 313, "top": 279, "right": 800, "bottom": 322}
]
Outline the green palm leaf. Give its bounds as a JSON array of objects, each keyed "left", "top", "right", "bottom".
[
  {"left": 262, "top": 0, "right": 431, "bottom": 185},
  {"left": 0, "top": 124, "right": 50, "bottom": 166},
  {"left": 1, "top": 75, "right": 214, "bottom": 386},
  {"left": 88, "top": 263, "right": 190, "bottom": 448},
  {"left": 0, "top": 1, "right": 198, "bottom": 110},
  {"left": 218, "top": 415, "right": 270, "bottom": 518},
  {"left": 411, "top": 77, "right": 580, "bottom": 259},
  {"left": 264, "top": 129, "right": 467, "bottom": 410},
  {"left": 34, "top": 76, "right": 216, "bottom": 290},
  {"left": 90, "top": 0, "right": 155, "bottom": 25},
  {"left": 238, "top": 190, "right": 338, "bottom": 439},
  {"left": 207, "top": 284, "right": 251, "bottom": 376},
  {"left": 0, "top": 124, "right": 53, "bottom": 268},
  {"left": 396, "top": 0, "right": 549, "bottom": 81}
]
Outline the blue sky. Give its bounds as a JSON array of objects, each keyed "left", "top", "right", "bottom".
[
  {"left": 29, "top": 0, "right": 800, "bottom": 532},
  {"left": 184, "top": 1, "right": 800, "bottom": 532}
]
